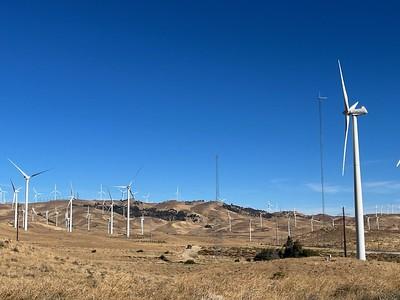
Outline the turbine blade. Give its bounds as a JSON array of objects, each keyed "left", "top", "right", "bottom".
[
  {"left": 342, "top": 115, "right": 350, "bottom": 176},
  {"left": 349, "top": 101, "right": 359, "bottom": 111},
  {"left": 338, "top": 60, "right": 350, "bottom": 112},
  {"left": 8, "top": 159, "right": 29, "bottom": 178},
  {"left": 108, "top": 189, "right": 113, "bottom": 201},
  {"left": 396, "top": 160, "right": 400, "bottom": 168},
  {"left": 129, "top": 189, "right": 135, "bottom": 200},
  {"left": 133, "top": 166, "right": 143, "bottom": 181},
  {"left": 31, "top": 169, "right": 50, "bottom": 178},
  {"left": 10, "top": 179, "right": 16, "bottom": 192}
]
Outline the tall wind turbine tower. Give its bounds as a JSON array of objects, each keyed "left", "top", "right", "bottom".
[
  {"left": 10, "top": 180, "right": 21, "bottom": 229},
  {"left": 339, "top": 60, "right": 368, "bottom": 260},
  {"left": 8, "top": 159, "right": 48, "bottom": 231},
  {"left": 317, "top": 93, "right": 328, "bottom": 223}
]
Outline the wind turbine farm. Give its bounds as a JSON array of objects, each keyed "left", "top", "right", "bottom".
[{"left": 2, "top": 2, "right": 400, "bottom": 299}]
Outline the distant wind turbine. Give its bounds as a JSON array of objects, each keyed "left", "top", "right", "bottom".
[
  {"left": 0, "top": 188, "right": 7, "bottom": 204},
  {"left": 51, "top": 184, "right": 61, "bottom": 201},
  {"left": 115, "top": 182, "right": 135, "bottom": 238},
  {"left": 99, "top": 184, "right": 106, "bottom": 214},
  {"left": 8, "top": 159, "right": 49, "bottom": 231}
]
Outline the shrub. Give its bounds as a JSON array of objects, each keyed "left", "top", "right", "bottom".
[
  {"left": 254, "top": 248, "right": 279, "bottom": 261},
  {"left": 159, "top": 254, "right": 169, "bottom": 262},
  {"left": 279, "top": 237, "right": 316, "bottom": 258},
  {"left": 184, "top": 259, "right": 195, "bottom": 264}
]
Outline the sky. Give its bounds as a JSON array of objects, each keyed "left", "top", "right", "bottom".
[{"left": 1, "top": 1, "right": 400, "bottom": 215}]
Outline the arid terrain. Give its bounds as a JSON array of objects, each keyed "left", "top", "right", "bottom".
[{"left": 1, "top": 200, "right": 400, "bottom": 299}]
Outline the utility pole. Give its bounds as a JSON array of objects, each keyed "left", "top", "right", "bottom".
[
  {"left": 342, "top": 206, "right": 347, "bottom": 257},
  {"left": 317, "top": 93, "right": 328, "bottom": 224},
  {"left": 16, "top": 203, "right": 19, "bottom": 242}
]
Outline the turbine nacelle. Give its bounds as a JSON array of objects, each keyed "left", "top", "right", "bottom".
[{"left": 343, "top": 102, "right": 368, "bottom": 116}]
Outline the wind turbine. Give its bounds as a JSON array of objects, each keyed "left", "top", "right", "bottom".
[
  {"left": 115, "top": 182, "right": 134, "bottom": 238},
  {"left": 366, "top": 216, "right": 371, "bottom": 231},
  {"left": 338, "top": 60, "right": 368, "bottom": 261},
  {"left": 51, "top": 184, "right": 61, "bottom": 201},
  {"left": 143, "top": 193, "right": 150, "bottom": 203},
  {"left": 140, "top": 214, "right": 145, "bottom": 236},
  {"left": 11, "top": 180, "right": 22, "bottom": 229},
  {"left": 55, "top": 206, "right": 59, "bottom": 227},
  {"left": 8, "top": 159, "right": 49, "bottom": 231},
  {"left": 86, "top": 205, "right": 91, "bottom": 231},
  {"left": 99, "top": 184, "right": 106, "bottom": 214},
  {"left": 66, "top": 185, "right": 75, "bottom": 233},
  {"left": 249, "top": 219, "right": 252, "bottom": 242},
  {"left": 0, "top": 188, "right": 7, "bottom": 204},
  {"left": 33, "top": 188, "right": 43, "bottom": 203}
]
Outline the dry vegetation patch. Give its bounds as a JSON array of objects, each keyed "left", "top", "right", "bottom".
[{"left": 1, "top": 238, "right": 400, "bottom": 299}]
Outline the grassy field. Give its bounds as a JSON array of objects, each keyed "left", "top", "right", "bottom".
[{"left": 1, "top": 200, "right": 400, "bottom": 299}]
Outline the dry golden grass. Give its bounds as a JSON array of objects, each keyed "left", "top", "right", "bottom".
[
  {"left": 1, "top": 201, "right": 400, "bottom": 299},
  {"left": 1, "top": 236, "right": 400, "bottom": 300}
]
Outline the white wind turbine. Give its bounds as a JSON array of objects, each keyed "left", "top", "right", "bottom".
[
  {"left": 143, "top": 193, "right": 150, "bottom": 203},
  {"left": 86, "top": 205, "right": 91, "bottom": 231},
  {"left": 66, "top": 186, "right": 75, "bottom": 233},
  {"left": 33, "top": 188, "right": 43, "bottom": 203},
  {"left": 55, "top": 206, "right": 59, "bottom": 227},
  {"left": 249, "top": 219, "right": 252, "bottom": 242},
  {"left": 11, "top": 180, "right": 22, "bottom": 229},
  {"left": 339, "top": 60, "right": 368, "bottom": 260},
  {"left": 140, "top": 214, "right": 145, "bottom": 236},
  {"left": 0, "top": 188, "right": 7, "bottom": 204},
  {"left": 115, "top": 182, "right": 134, "bottom": 238},
  {"left": 8, "top": 159, "right": 49, "bottom": 231},
  {"left": 99, "top": 184, "right": 106, "bottom": 214},
  {"left": 51, "top": 184, "right": 61, "bottom": 201}
]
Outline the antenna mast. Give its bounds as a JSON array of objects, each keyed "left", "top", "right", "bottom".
[{"left": 317, "top": 93, "right": 328, "bottom": 224}]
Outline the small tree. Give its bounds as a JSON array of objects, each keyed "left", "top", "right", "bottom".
[{"left": 279, "top": 236, "right": 312, "bottom": 258}]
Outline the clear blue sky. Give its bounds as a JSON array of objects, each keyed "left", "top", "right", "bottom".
[{"left": 1, "top": 1, "right": 400, "bottom": 215}]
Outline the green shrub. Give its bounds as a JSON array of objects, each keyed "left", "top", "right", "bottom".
[
  {"left": 254, "top": 248, "right": 279, "bottom": 261},
  {"left": 279, "top": 236, "right": 315, "bottom": 258}
]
